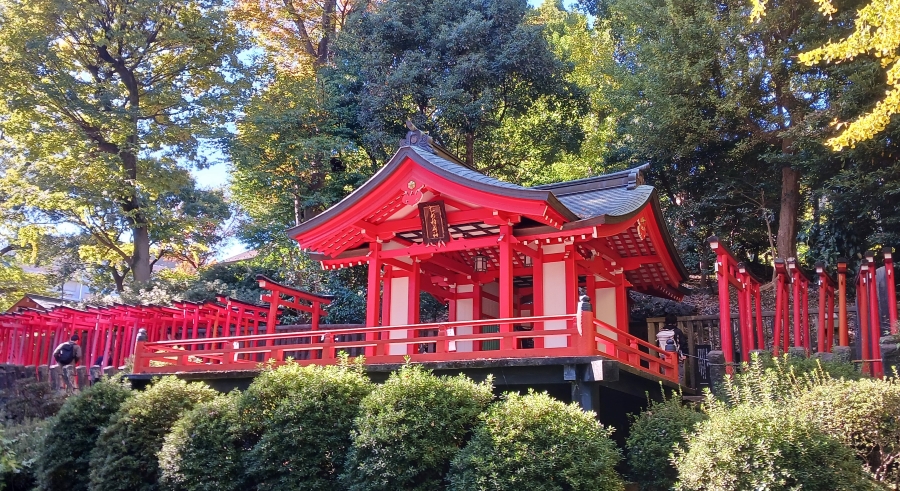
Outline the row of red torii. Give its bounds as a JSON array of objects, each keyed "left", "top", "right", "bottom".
[
  {"left": 0, "top": 276, "right": 331, "bottom": 372},
  {"left": 710, "top": 237, "right": 898, "bottom": 376}
]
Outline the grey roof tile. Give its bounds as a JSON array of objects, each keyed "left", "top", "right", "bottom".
[{"left": 407, "top": 146, "right": 526, "bottom": 190}]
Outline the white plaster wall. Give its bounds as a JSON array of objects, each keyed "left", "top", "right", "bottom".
[
  {"left": 542, "top": 244, "right": 569, "bottom": 349},
  {"left": 594, "top": 286, "right": 619, "bottom": 355},
  {"left": 455, "top": 285, "right": 473, "bottom": 352},
  {"left": 388, "top": 276, "right": 409, "bottom": 355}
]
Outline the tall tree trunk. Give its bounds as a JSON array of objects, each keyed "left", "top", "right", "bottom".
[
  {"left": 776, "top": 166, "right": 800, "bottom": 260},
  {"left": 465, "top": 132, "right": 475, "bottom": 168},
  {"left": 131, "top": 222, "right": 152, "bottom": 283}
]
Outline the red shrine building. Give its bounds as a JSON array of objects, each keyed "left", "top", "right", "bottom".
[{"left": 287, "top": 127, "right": 687, "bottom": 367}]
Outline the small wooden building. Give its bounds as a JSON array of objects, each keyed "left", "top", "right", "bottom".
[{"left": 289, "top": 128, "right": 687, "bottom": 354}]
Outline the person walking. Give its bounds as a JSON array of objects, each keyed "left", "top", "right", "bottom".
[{"left": 53, "top": 334, "right": 82, "bottom": 393}]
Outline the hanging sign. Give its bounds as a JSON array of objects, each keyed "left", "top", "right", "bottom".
[{"left": 418, "top": 200, "right": 450, "bottom": 245}]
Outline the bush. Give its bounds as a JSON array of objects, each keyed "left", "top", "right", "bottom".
[
  {"left": 674, "top": 399, "right": 877, "bottom": 491},
  {"left": 88, "top": 377, "right": 217, "bottom": 491},
  {"left": 625, "top": 392, "right": 706, "bottom": 491},
  {"left": 1, "top": 419, "right": 50, "bottom": 491},
  {"left": 239, "top": 362, "right": 374, "bottom": 491},
  {"left": 448, "top": 391, "right": 623, "bottom": 491},
  {"left": 35, "top": 377, "right": 132, "bottom": 491},
  {"left": 794, "top": 377, "right": 900, "bottom": 485},
  {"left": 340, "top": 365, "right": 494, "bottom": 491},
  {"left": 158, "top": 392, "right": 243, "bottom": 491}
]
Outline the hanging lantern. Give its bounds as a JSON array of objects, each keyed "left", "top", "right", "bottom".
[{"left": 474, "top": 254, "right": 488, "bottom": 272}]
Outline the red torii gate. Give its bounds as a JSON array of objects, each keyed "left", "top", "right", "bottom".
[
  {"left": 708, "top": 236, "right": 764, "bottom": 365},
  {"left": 0, "top": 279, "right": 329, "bottom": 376}
]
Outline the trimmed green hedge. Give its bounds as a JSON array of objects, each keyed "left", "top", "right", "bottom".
[
  {"left": 36, "top": 378, "right": 132, "bottom": 491},
  {"left": 341, "top": 365, "right": 494, "bottom": 491},
  {"left": 88, "top": 377, "right": 217, "bottom": 491},
  {"left": 239, "top": 362, "right": 373, "bottom": 491},
  {"left": 158, "top": 392, "right": 243, "bottom": 491},
  {"left": 449, "top": 391, "right": 623, "bottom": 491},
  {"left": 626, "top": 393, "right": 705, "bottom": 491}
]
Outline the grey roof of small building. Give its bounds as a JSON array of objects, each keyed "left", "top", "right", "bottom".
[
  {"left": 532, "top": 164, "right": 651, "bottom": 220},
  {"left": 407, "top": 145, "right": 527, "bottom": 190}
]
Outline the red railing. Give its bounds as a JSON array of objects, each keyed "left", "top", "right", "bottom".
[
  {"left": 133, "top": 310, "right": 681, "bottom": 384},
  {"left": 134, "top": 314, "right": 579, "bottom": 373},
  {"left": 593, "top": 318, "right": 678, "bottom": 383}
]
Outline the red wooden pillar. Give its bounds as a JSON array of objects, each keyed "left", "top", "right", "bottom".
[
  {"left": 409, "top": 260, "right": 421, "bottom": 325},
  {"left": 532, "top": 249, "right": 545, "bottom": 349},
  {"left": 885, "top": 248, "right": 898, "bottom": 334},
  {"left": 837, "top": 258, "right": 849, "bottom": 346},
  {"left": 788, "top": 259, "right": 802, "bottom": 349},
  {"left": 736, "top": 269, "right": 750, "bottom": 362},
  {"left": 773, "top": 260, "right": 787, "bottom": 355},
  {"left": 859, "top": 264, "right": 871, "bottom": 374},
  {"left": 753, "top": 284, "right": 763, "bottom": 350},
  {"left": 802, "top": 283, "right": 810, "bottom": 352},
  {"left": 499, "top": 227, "right": 514, "bottom": 350},
  {"left": 825, "top": 289, "right": 835, "bottom": 351},
  {"left": 366, "top": 241, "right": 382, "bottom": 328},
  {"left": 816, "top": 262, "right": 828, "bottom": 353},
  {"left": 709, "top": 237, "right": 734, "bottom": 367},
  {"left": 865, "top": 252, "right": 882, "bottom": 375}
]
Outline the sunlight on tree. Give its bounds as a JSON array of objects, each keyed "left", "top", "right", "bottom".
[{"left": 751, "top": 0, "right": 900, "bottom": 150}]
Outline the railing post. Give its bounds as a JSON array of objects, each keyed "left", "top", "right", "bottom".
[
  {"left": 885, "top": 248, "right": 898, "bottom": 335},
  {"left": 837, "top": 258, "right": 849, "bottom": 346},
  {"left": 577, "top": 295, "right": 595, "bottom": 356}
]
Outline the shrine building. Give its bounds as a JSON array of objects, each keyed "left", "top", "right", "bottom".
[{"left": 289, "top": 128, "right": 686, "bottom": 352}]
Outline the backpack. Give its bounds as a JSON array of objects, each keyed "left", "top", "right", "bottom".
[{"left": 55, "top": 342, "right": 75, "bottom": 365}]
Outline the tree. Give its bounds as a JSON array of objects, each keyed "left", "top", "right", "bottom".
[
  {"left": 232, "top": 0, "right": 355, "bottom": 71},
  {"left": 229, "top": 72, "right": 373, "bottom": 241},
  {"left": 600, "top": 0, "right": 878, "bottom": 262},
  {"left": 328, "top": 0, "right": 582, "bottom": 169},
  {"left": 752, "top": 0, "right": 900, "bottom": 150},
  {"left": 0, "top": 0, "right": 247, "bottom": 285}
]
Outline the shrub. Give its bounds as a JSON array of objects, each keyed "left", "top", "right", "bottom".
[
  {"left": 158, "top": 392, "right": 243, "bottom": 491},
  {"left": 1, "top": 419, "right": 50, "bottom": 491},
  {"left": 794, "top": 377, "right": 900, "bottom": 485},
  {"left": 88, "top": 377, "right": 216, "bottom": 491},
  {"left": 340, "top": 365, "right": 494, "bottom": 491},
  {"left": 675, "top": 399, "right": 877, "bottom": 491},
  {"left": 238, "top": 362, "right": 373, "bottom": 491},
  {"left": 35, "top": 377, "right": 132, "bottom": 491},
  {"left": 625, "top": 392, "right": 706, "bottom": 491},
  {"left": 448, "top": 391, "right": 623, "bottom": 491}
]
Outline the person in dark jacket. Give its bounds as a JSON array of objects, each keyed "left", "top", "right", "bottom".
[{"left": 53, "top": 334, "right": 82, "bottom": 393}]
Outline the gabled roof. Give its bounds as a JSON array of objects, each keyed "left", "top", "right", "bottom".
[
  {"left": 532, "top": 165, "right": 652, "bottom": 220},
  {"left": 287, "top": 133, "right": 579, "bottom": 241}
]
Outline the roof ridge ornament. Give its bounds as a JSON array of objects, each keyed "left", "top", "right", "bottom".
[{"left": 400, "top": 120, "right": 435, "bottom": 153}]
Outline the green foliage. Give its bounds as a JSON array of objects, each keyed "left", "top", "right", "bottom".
[
  {"left": 794, "top": 378, "right": 900, "bottom": 485},
  {"left": 0, "top": 261, "right": 51, "bottom": 312},
  {"left": 329, "top": 0, "right": 582, "bottom": 171},
  {"left": 0, "top": 0, "right": 246, "bottom": 284},
  {"left": 448, "top": 391, "right": 623, "bottom": 491},
  {"left": 158, "top": 392, "right": 243, "bottom": 491},
  {"left": 238, "top": 361, "right": 373, "bottom": 491},
  {"left": 0, "top": 419, "right": 50, "bottom": 491},
  {"left": 625, "top": 392, "right": 706, "bottom": 491},
  {"left": 88, "top": 377, "right": 217, "bottom": 491},
  {"left": 674, "top": 398, "right": 877, "bottom": 491},
  {"left": 35, "top": 378, "right": 132, "bottom": 491},
  {"left": 340, "top": 365, "right": 494, "bottom": 491}
]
